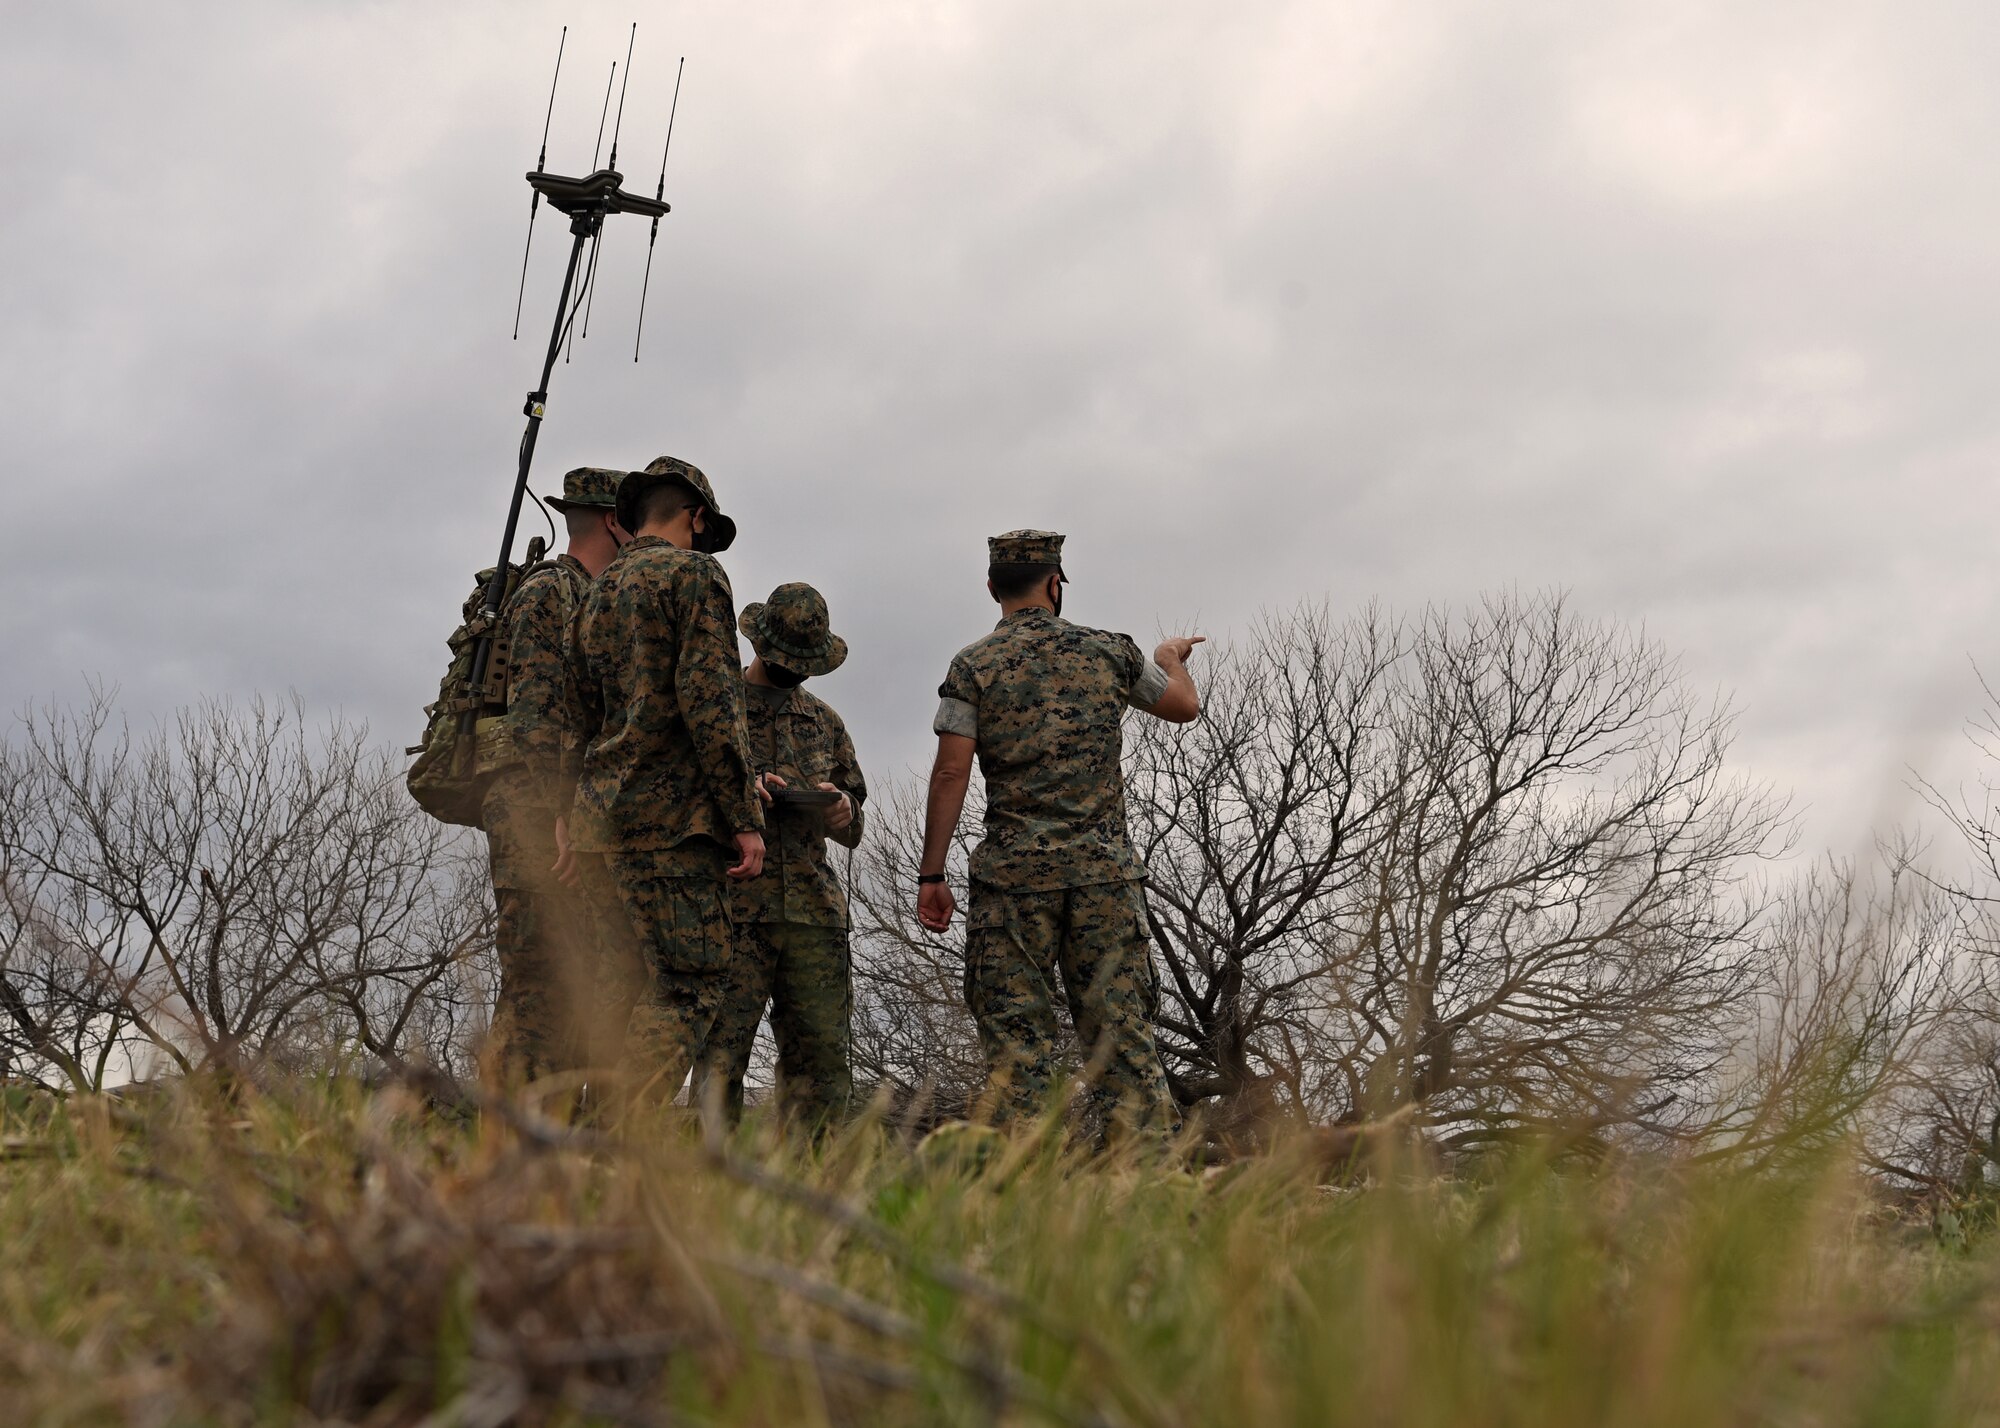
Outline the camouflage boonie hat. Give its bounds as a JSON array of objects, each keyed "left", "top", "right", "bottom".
[
  {"left": 988, "top": 529, "right": 1066, "bottom": 570},
  {"left": 544, "top": 466, "right": 622, "bottom": 513},
  {"left": 739, "top": 582, "right": 848, "bottom": 677},
  {"left": 615, "top": 455, "right": 737, "bottom": 553}
]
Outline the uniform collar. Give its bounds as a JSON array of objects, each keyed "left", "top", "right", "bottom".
[
  {"left": 554, "top": 551, "right": 589, "bottom": 576},
  {"left": 744, "top": 671, "right": 806, "bottom": 712},
  {"left": 997, "top": 606, "right": 1058, "bottom": 629}
]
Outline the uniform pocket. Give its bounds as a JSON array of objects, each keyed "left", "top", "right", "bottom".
[
  {"left": 657, "top": 879, "right": 733, "bottom": 975},
  {"left": 1126, "top": 882, "right": 1163, "bottom": 1020},
  {"left": 963, "top": 885, "right": 1011, "bottom": 1005}
]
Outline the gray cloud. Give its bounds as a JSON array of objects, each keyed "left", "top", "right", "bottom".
[{"left": 5, "top": 0, "right": 1997, "bottom": 854}]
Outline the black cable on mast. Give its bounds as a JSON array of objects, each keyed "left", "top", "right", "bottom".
[
  {"left": 633, "top": 57, "right": 684, "bottom": 362},
  {"left": 512, "top": 26, "right": 566, "bottom": 340},
  {"left": 569, "top": 230, "right": 603, "bottom": 360}
]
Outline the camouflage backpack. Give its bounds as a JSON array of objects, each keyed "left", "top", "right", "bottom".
[{"left": 405, "top": 537, "right": 572, "bottom": 828}]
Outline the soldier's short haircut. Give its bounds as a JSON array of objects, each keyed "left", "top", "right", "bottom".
[
  {"left": 633, "top": 480, "right": 699, "bottom": 530},
  {"left": 563, "top": 507, "right": 609, "bottom": 539},
  {"left": 988, "top": 561, "right": 1061, "bottom": 600}
]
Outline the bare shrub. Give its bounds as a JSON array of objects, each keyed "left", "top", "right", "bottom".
[
  {"left": 0, "top": 686, "right": 493, "bottom": 1088},
  {"left": 1875, "top": 675, "right": 2000, "bottom": 1191},
  {"left": 1312, "top": 593, "right": 1792, "bottom": 1146},
  {"left": 1123, "top": 603, "right": 1401, "bottom": 1127},
  {"left": 1708, "top": 857, "right": 1965, "bottom": 1175}
]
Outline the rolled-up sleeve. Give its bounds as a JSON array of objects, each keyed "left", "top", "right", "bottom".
[
  {"left": 934, "top": 653, "right": 980, "bottom": 739},
  {"left": 1127, "top": 659, "right": 1171, "bottom": 710},
  {"left": 933, "top": 697, "right": 978, "bottom": 738}
]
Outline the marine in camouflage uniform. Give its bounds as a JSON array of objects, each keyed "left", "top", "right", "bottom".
[
  {"left": 916, "top": 530, "right": 1203, "bottom": 1145},
  {"left": 693, "top": 583, "right": 867, "bottom": 1133},
  {"left": 481, "top": 466, "right": 627, "bottom": 1082},
  {"left": 560, "top": 456, "right": 765, "bottom": 1106}
]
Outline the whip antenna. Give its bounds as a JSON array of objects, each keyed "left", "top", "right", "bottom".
[
  {"left": 511, "top": 26, "right": 566, "bottom": 340},
  {"left": 633, "top": 56, "right": 684, "bottom": 361},
  {"left": 591, "top": 61, "right": 616, "bottom": 169},
  {"left": 588, "top": 26, "right": 640, "bottom": 339},
  {"left": 577, "top": 53, "right": 623, "bottom": 344},
  {"left": 607, "top": 23, "right": 636, "bottom": 171}
]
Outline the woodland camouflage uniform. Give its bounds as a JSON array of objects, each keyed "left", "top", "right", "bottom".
[
  {"left": 934, "top": 530, "right": 1178, "bottom": 1142},
  {"left": 694, "top": 584, "right": 866, "bottom": 1132},
  {"left": 480, "top": 466, "right": 621, "bottom": 1082},
  {"left": 563, "top": 456, "right": 762, "bottom": 1104}
]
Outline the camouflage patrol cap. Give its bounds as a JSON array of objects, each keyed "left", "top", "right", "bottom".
[
  {"left": 544, "top": 466, "right": 622, "bottom": 513},
  {"left": 740, "top": 582, "right": 848, "bottom": 677},
  {"left": 615, "top": 454, "right": 737, "bottom": 553},
  {"left": 988, "top": 530, "right": 1066, "bottom": 569}
]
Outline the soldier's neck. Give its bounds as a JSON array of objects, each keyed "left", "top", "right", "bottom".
[
  {"left": 568, "top": 535, "right": 618, "bottom": 579},
  {"left": 997, "top": 597, "right": 1056, "bottom": 619}
]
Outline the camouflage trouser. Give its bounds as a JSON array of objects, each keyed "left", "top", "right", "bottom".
[
  {"left": 694, "top": 921, "right": 852, "bottom": 1132},
  {"left": 964, "top": 879, "right": 1179, "bottom": 1145},
  {"left": 488, "top": 884, "right": 601, "bottom": 1083},
  {"left": 579, "top": 844, "right": 734, "bottom": 1108}
]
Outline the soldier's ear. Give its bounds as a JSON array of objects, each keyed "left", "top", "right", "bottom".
[{"left": 986, "top": 578, "right": 1000, "bottom": 605}]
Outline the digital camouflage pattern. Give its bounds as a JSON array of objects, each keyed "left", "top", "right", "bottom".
[
  {"left": 739, "top": 582, "right": 848, "bottom": 677},
  {"left": 695, "top": 921, "right": 852, "bottom": 1130},
  {"left": 728, "top": 685, "right": 866, "bottom": 929},
  {"left": 563, "top": 534, "right": 763, "bottom": 853},
  {"left": 583, "top": 842, "right": 735, "bottom": 1105},
  {"left": 698, "top": 675, "right": 866, "bottom": 1132},
  {"left": 563, "top": 529, "right": 758, "bottom": 1104},
  {"left": 933, "top": 607, "right": 1167, "bottom": 891},
  {"left": 965, "top": 878, "right": 1178, "bottom": 1143},
  {"left": 544, "top": 465, "right": 622, "bottom": 512},
  {"left": 487, "top": 885, "right": 601, "bottom": 1081},
  {"left": 987, "top": 529, "right": 1066, "bottom": 568},
  {"left": 484, "top": 556, "right": 589, "bottom": 884},
  {"left": 481, "top": 555, "right": 594, "bottom": 1081}
]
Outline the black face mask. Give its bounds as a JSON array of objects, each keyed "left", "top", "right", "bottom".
[
  {"left": 1049, "top": 576, "right": 1064, "bottom": 619},
  {"left": 764, "top": 662, "right": 808, "bottom": 689}
]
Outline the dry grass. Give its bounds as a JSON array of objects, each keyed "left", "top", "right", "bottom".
[{"left": 0, "top": 1079, "right": 1996, "bottom": 1427}]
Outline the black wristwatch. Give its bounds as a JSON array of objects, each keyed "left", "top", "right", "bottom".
[{"left": 916, "top": 873, "right": 946, "bottom": 886}]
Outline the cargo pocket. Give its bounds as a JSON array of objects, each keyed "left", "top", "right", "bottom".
[
  {"left": 656, "top": 879, "right": 733, "bottom": 975},
  {"left": 963, "top": 884, "right": 1011, "bottom": 1007},
  {"left": 1127, "top": 882, "right": 1163, "bottom": 1021}
]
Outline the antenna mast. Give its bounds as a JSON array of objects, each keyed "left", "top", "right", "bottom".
[{"left": 461, "top": 27, "right": 674, "bottom": 746}]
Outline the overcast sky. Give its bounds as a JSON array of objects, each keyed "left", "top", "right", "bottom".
[{"left": 5, "top": 0, "right": 1997, "bottom": 857}]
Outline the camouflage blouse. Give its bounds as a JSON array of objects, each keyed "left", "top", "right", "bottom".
[
  {"left": 483, "top": 555, "right": 588, "bottom": 890},
  {"left": 563, "top": 536, "right": 763, "bottom": 855},
  {"left": 934, "top": 608, "right": 1168, "bottom": 891},
  {"left": 729, "top": 682, "right": 867, "bottom": 929}
]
